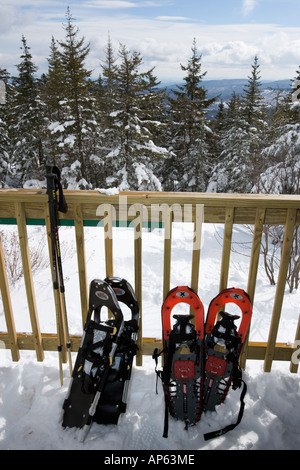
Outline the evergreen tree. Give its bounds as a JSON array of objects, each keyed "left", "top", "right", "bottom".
[
  {"left": 104, "top": 44, "right": 167, "bottom": 190},
  {"left": 56, "top": 7, "right": 97, "bottom": 185},
  {"left": 242, "top": 56, "right": 264, "bottom": 127},
  {"left": 11, "top": 36, "right": 46, "bottom": 184},
  {"left": 43, "top": 36, "right": 65, "bottom": 122},
  {"left": 99, "top": 35, "right": 119, "bottom": 122},
  {"left": 241, "top": 56, "right": 268, "bottom": 190},
  {"left": 166, "top": 39, "right": 216, "bottom": 192},
  {"left": 94, "top": 35, "right": 120, "bottom": 187},
  {"left": 0, "top": 68, "right": 14, "bottom": 186},
  {"left": 209, "top": 93, "right": 251, "bottom": 192},
  {"left": 41, "top": 36, "right": 66, "bottom": 165}
]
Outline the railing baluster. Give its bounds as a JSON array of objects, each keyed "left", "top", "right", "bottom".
[
  {"left": 163, "top": 205, "right": 172, "bottom": 301},
  {"left": 104, "top": 204, "right": 114, "bottom": 278},
  {"left": 190, "top": 204, "right": 204, "bottom": 294},
  {"left": 15, "top": 202, "right": 44, "bottom": 361},
  {"left": 264, "top": 208, "right": 297, "bottom": 372},
  {"left": 133, "top": 204, "right": 143, "bottom": 366},
  {"left": 219, "top": 207, "right": 234, "bottom": 293},
  {"left": 240, "top": 208, "right": 266, "bottom": 369},
  {"left": 0, "top": 233, "right": 19, "bottom": 361},
  {"left": 74, "top": 204, "right": 88, "bottom": 326}
]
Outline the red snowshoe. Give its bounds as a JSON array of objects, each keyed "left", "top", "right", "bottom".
[
  {"left": 153, "top": 286, "right": 205, "bottom": 437},
  {"left": 203, "top": 287, "right": 252, "bottom": 440}
]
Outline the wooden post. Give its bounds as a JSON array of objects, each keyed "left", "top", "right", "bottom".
[
  {"left": 133, "top": 204, "right": 143, "bottom": 366},
  {"left": 190, "top": 204, "right": 204, "bottom": 294},
  {"left": 264, "top": 208, "right": 297, "bottom": 372},
  {"left": 163, "top": 205, "right": 172, "bottom": 301},
  {"left": 240, "top": 208, "right": 265, "bottom": 368},
  {"left": 103, "top": 204, "right": 114, "bottom": 278},
  {"left": 15, "top": 202, "right": 44, "bottom": 361},
  {"left": 0, "top": 234, "right": 20, "bottom": 361},
  {"left": 74, "top": 204, "right": 88, "bottom": 327},
  {"left": 219, "top": 207, "right": 234, "bottom": 292}
]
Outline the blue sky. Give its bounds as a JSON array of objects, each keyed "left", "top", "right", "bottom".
[{"left": 1, "top": 0, "right": 300, "bottom": 82}]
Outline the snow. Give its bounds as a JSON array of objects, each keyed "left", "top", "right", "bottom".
[
  {"left": 96, "top": 187, "right": 120, "bottom": 196},
  {"left": 0, "top": 222, "right": 300, "bottom": 450}
]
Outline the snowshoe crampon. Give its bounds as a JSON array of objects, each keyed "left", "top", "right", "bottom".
[
  {"left": 93, "top": 277, "right": 139, "bottom": 425},
  {"left": 61, "top": 279, "right": 125, "bottom": 441},
  {"left": 153, "top": 286, "right": 204, "bottom": 437},
  {"left": 203, "top": 287, "right": 252, "bottom": 440}
]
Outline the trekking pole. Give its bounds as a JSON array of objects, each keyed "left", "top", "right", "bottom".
[{"left": 46, "top": 164, "right": 73, "bottom": 381}]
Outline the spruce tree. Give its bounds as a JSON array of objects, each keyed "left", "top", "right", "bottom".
[
  {"left": 56, "top": 7, "right": 97, "bottom": 185},
  {"left": 241, "top": 56, "right": 268, "bottom": 190},
  {"left": 0, "top": 68, "right": 13, "bottom": 186},
  {"left": 95, "top": 35, "right": 120, "bottom": 187},
  {"left": 41, "top": 36, "right": 66, "bottom": 165},
  {"left": 242, "top": 56, "right": 264, "bottom": 127},
  {"left": 11, "top": 36, "right": 46, "bottom": 185},
  {"left": 104, "top": 44, "right": 166, "bottom": 190},
  {"left": 166, "top": 39, "right": 216, "bottom": 192},
  {"left": 209, "top": 93, "right": 251, "bottom": 192}
]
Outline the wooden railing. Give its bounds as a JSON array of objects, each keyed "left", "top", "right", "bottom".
[{"left": 0, "top": 189, "right": 300, "bottom": 374}]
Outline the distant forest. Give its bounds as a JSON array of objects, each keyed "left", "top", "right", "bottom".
[{"left": 0, "top": 7, "right": 300, "bottom": 196}]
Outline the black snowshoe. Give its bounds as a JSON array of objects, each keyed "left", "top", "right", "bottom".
[
  {"left": 93, "top": 277, "right": 139, "bottom": 425},
  {"left": 61, "top": 279, "right": 125, "bottom": 441},
  {"left": 153, "top": 286, "right": 205, "bottom": 437}
]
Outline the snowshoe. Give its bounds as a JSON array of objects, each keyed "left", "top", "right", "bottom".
[
  {"left": 93, "top": 277, "right": 139, "bottom": 425},
  {"left": 203, "top": 287, "right": 252, "bottom": 440},
  {"left": 153, "top": 286, "right": 205, "bottom": 437},
  {"left": 61, "top": 279, "right": 124, "bottom": 441}
]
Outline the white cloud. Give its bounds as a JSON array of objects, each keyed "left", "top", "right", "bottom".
[
  {"left": 84, "top": 0, "right": 136, "bottom": 8},
  {"left": 0, "top": 1, "right": 299, "bottom": 82},
  {"left": 156, "top": 16, "right": 190, "bottom": 21},
  {"left": 242, "top": 0, "right": 258, "bottom": 16}
]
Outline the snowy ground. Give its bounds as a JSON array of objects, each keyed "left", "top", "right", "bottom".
[{"left": 0, "top": 222, "right": 300, "bottom": 450}]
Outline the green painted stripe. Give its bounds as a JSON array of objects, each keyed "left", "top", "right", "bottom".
[{"left": 0, "top": 218, "right": 162, "bottom": 228}]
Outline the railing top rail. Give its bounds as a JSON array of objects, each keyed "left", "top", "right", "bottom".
[
  {"left": 0, "top": 188, "right": 300, "bottom": 204},
  {"left": 0, "top": 189, "right": 299, "bottom": 225}
]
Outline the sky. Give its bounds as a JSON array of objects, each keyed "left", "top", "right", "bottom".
[{"left": 0, "top": 0, "right": 300, "bottom": 84}]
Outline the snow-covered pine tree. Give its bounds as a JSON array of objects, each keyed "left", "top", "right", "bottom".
[
  {"left": 41, "top": 36, "right": 67, "bottom": 166},
  {"left": 241, "top": 55, "right": 268, "bottom": 189},
  {"left": 104, "top": 43, "right": 167, "bottom": 191},
  {"left": 166, "top": 39, "right": 216, "bottom": 192},
  {"left": 11, "top": 36, "right": 47, "bottom": 185},
  {"left": 0, "top": 68, "right": 13, "bottom": 186},
  {"left": 251, "top": 67, "right": 300, "bottom": 292},
  {"left": 208, "top": 93, "right": 251, "bottom": 192},
  {"left": 55, "top": 7, "right": 98, "bottom": 187},
  {"left": 94, "top": 36, "right": 120, "bottom": 187}
]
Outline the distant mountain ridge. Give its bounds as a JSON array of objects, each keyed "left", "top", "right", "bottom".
[
  {"left": 162, "top": 78, "right": 291, "bottom": 101},
  {"left": 161, "top": 78, "right": 292, "bottom": 118}
]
